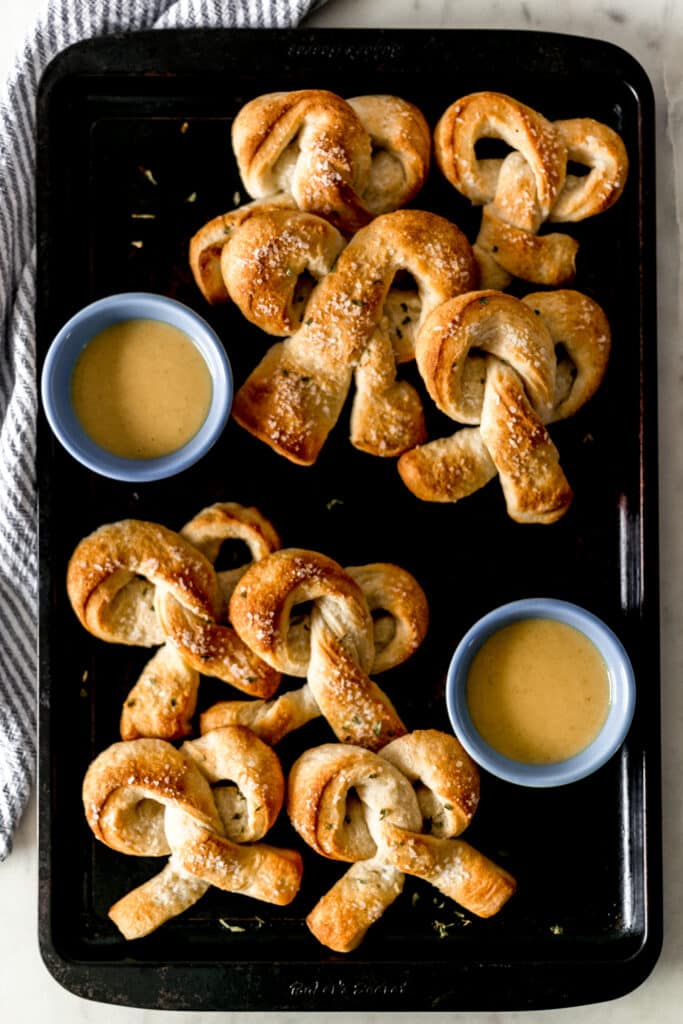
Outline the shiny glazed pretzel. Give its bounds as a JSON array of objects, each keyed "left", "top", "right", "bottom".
[
  {"left": 82, "top": 726, "right": 303, "bottom": 939},
  {"left": 232, "top": 208, "right": 479, "bottom": 464},
  {"left": 220, "top": 548, "right": 429, "bottom": 751},
  {"left": 434, "top": 92, "right": 628, "bottom": 288},
  {"left": 398, "top": 289, "right": 611, "bottom": 524},
  {"left": 200, "top": 561, "right": 429, "bottom": 746},
  {"left": 67, "top": 504, "right": 282, "bottom": 740},
  {"left": 232, "top": 90, "right": 431, "bottom": 235},
  {"left": 287, "top": 730, "right": 516, "bottom": 952}
]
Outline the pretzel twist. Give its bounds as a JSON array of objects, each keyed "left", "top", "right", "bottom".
[
  {"left": 155, "top": 503, "right": 281, "bottom": 689},
  {"left": 189, "top": 194, "right": 296, "bottom": 305},
  {"left": 200, "top": 562, "right": 429, "bottom": 746},
  {"left": 67, "top": 505, "right": 283, "bottom": 741},
  {"left": 232, "top": 208, "right": 478, "bottom": 465},
  {"left": 398, "top": 289, "right": 611, "bottom": 523},
  {"left": 190, "top": 203, "right": 346, "bottom": 336},
  {"left": 434, "top": 92, "right": 628, "bottom": 287},
  {"left": 82, "top": 726, "right": 303, "bottom": 939},
  {"left": 66, "top": 519, "right": 220, "bottom": 646},
  {"left": 226, "top": 549, "right": 426, "bottom": 751},
  {"left": 119, "top": 503, "right": 281, "bottom": 739},
  {"left": 232, "top": 90, "right": 431, "bottom": 235},
  {"left": 287, "top": 731, "right": 515, "bottom": 952}
]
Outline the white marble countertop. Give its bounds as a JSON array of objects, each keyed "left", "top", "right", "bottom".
[{"left": 1, "top": 0, "right": 681, "bottom": 1021}]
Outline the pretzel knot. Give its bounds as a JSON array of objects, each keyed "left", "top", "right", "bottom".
[
  {"left": 434, "top": 92, "right": 628, "bottom": 288},
  {"left": 67, "top": 505, "right": 282, "bottom": 741},
  {"left": 398, "top": 289, "right": 611, "bottom": 524},
  {"left": 189, "top": 201, "right": 345, "bottom": 321},
  {"left": 82, "top": 726, "right": 303, "bottom": 939},
  {"left": 227, "top": 549, "right": 427, "bottom": 751},
  {"left": 232, "top": 90, "right": 431, "bottom": 235},
  {"left": 232, "top": 208, "right": 479, "bottom": 465},
  {"left": 287, "top": 731, "right": 516, "bottom": 952},
  {"left": 200, "top": 561, "right": 429, "bottom": 746}
]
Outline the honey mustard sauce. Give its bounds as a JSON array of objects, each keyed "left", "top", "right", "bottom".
[
  {"left": 466, "top": 618, "right": 611, "bottom": 764},
  {"left": 71, "top": 318, "right": 212, "bottom": 459}
]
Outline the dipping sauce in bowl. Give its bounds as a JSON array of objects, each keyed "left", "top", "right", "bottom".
[
  {"left": 465, "top": 617, "right": 610, "bottom": 764},
  {"left": 446, "top": 598, "right": 635, "bottom": 788},
  {"left": 71, "top": 318, "right": 212, "bottom": 459},
  {"left": 41, "top": 292, "right": 232, "bottom": 482}
]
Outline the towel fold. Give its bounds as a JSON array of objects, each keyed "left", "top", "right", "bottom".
[{"left": 0, "top": 0, "right": 322, "bottom": 861}]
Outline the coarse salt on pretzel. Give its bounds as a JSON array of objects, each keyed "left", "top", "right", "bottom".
[
  {"left": 120, "top": 503, "right": 281, "bottom": 740},
  {"left": 398, "top": 289, "right": 611, "bottom": 524},
  {"left": 219, "top": 207, "right": 345, "bottom": 335},
  {"left": 66, "top": 519, "right": 220, "bottom": 645},
  {"left": 189, "top": 193, "right": 296, "bottom": 305},
  {"left": 227, "top": 549, "right": 414, "bottom": 751},
  {"left": 232, "top": 208, "right": 478, "bottom": 465},
  {"left": 287, "top": 731, "right": 514, "bottom": 952},
  {"left": 200, "top": 562, "right": 429, "bottom": 746},
  {"left": 232, "top": 90, "right": 431, "bottom": 235},
  {"left": 434, "top": 92, "right": 628, "bottom": 287},
  {"left": 83, "top": 726, "right": 303, "bottom": 939}
]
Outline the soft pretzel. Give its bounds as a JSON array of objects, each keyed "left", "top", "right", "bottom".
[
  {"left": 218, "top": 208, "right": 345, "bottom": 335},
  {"left": 200, "top": 562, "right": 429, "bottom": 746},
  {"left": 232, "top": 208, "right": 478, "bottom": 465},
  {"left": 398, "top": 289, "right": 610, "bottom": 523},
  {"left": 225, "top": 549, "right": 426, "bottom": 751},
  {"left": 188, "top": 193, "right": 296, "bottom": 305},
  {"left": 66, "top": 519, "right": 220, "bottom": 645},
  {"left": 550, "top": 118, "right": 629, "bottom": 222},
  {"left": 82, "top": 726, "right": 303, "bottom": 939},
  {"left": 154, "top": 503, "right": 281, "bottom": 688},
  {"left": 287, "top": 731, "right": 515, "bottom": 952},
  {"left": 67, "top": 505, "right": 283, "bottom": 742},
  {"left": 232, "top": 90, "right": 431, "bottom": 235},
  {"left": 434, "top": 92, "right": 628, "bottom": 287},
  {"left": 119, "top": 504, "right": 280, "bottom": 740}
]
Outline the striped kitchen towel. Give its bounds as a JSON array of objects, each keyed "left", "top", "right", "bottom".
[{"left": 0, "top": 0, "right": 324, "bottom": 861}]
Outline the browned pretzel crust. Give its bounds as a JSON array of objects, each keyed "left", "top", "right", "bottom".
[
  {"left": 228, "top": 549, "right": 420, "bottom": 751},
  {"left": 200, "top": 562, "right": 429, "bottom": 746},
  {"left": 83, "top": 727, "right": 302, "bottom": 939},
  {"left": 398, "top": 289, "right": 611, "bottom": 523},
  {"left": 287, "top": 731, "right": 515, "bottom": 951},
  {"left": 434, "top": 91, "right": 628, "bottom": 287},
  {"left": 232, "top": 90, "right": 431, "bottom": 234},
  {"left": 232, "top": 209, "right": 478, "bottom": 465}
]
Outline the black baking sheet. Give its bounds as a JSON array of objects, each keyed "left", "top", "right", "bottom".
[{"left": 36, "top": 28, "right": 661, "bottom": 1012}]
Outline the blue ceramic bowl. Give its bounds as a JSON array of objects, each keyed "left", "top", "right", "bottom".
[
  {"left": 446, "top": 598, "right": 636, "bottom": 788},
  {"left": 40, "top": 292, "right": 232, "bottom": 482}
]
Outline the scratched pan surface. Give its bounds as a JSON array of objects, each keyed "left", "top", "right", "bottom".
[{"left": 36, "top": 29, "right": 661, "bottom": 1012}]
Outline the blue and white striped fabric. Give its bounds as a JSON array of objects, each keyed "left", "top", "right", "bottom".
[{"left": 0, "top": 0, "right": 323, "bottom": 861}]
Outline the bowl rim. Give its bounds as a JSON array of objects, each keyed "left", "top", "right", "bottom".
[
  {"left": 40, "top": 291, "right": 233, "bottom": 482},
  {"left": 445, "top": 597, "right": 636, "bottom": 788}
]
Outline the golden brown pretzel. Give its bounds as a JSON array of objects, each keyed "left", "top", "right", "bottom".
[
  {"left": 232, "top": 90, "right": 431, "bottom": 234},
  {"left": 154, "top": 503, "right": 281, "bottom": 686},
  {"left": 397, "top": 289, "right": 611, "bottom": 524},
  {"left": 232, "top": 209, "right": 478, "bottom": 465},
  {"left": 287, "top": 731, "right": 515, "bottom": 952},
  {"left": 82, "top": 726, "right": 303, "bottom": 939},
  {"left": 66, "top": 519, "right": 220, "bottom": 646},
  {"left": 67, "top": 505, "right": 283, "bottom": 741},
  {"left": 200, "top": 562, "right": 429, "bottom": 746},
  {"left": 225, "top": 549, "right": 422, "bottom": 751},
  {"left": 188, "top": 193, "right": 296, "bottom": 305},
  {"left": 120, "top": 503, "right": 281, "bottom": 740},
  {"left": 218, "top": 208, "right": 345, "bottom": 335},
  {"left": 434, "top": 92, "right": 628, "bottom": 287}
]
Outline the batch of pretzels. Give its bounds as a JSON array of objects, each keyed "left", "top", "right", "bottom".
[{"left": 73, "top": 88, "right": 628, "bottom": 951}]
